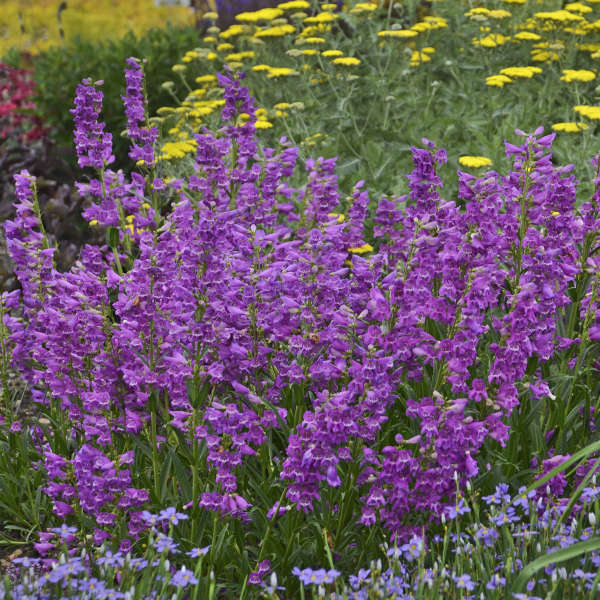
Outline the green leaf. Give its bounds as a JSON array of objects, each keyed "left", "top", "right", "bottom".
[{"left": 512, "top": 537, "right": 600, "bottom": 594}]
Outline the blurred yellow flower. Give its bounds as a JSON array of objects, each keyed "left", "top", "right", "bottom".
[
  {"left": 459, "top": 156, "right": 493, "bottom": 168},
  {"left": 322, "top": 49, "right": 344, "bottom": 57},
  {"left": 473, "top": 34, "right": 511, "bottom": 48},
  {"left": 304, "top": 12, "right": 337, "bottom": 23},
  {"left": 254, "top": 24, "right": 296, "bottom": 37},
  {"left": 255, "top": 120, "right": 273, "bottom": 129},
  {"left": 302, "top": 36, "right": 326, "bottom": 43},
  {"left": 225, "top": 51, "right": 255, "bottom": 62},
  {"left": 564, "top": 2, "right": 593, "bottom": 13},
  {"left": 514, "top": 31, "right": 542, "bottom": 41},
  {"left": 552, "top": 122, "right": 588, "bottom": 132},
  {"left": 561, "top": 69, "right": 596, "bottom": 82},
  {"left": 574, "top": 105, "right": 600, "bottom": 119},
  {"left": 195, "top": 74, "right": 217, "bottom": 84},
  {"left": 378, "top": 29, "right": 418, "bottom": 38},
  {"left": 267, "top": 67, "right": 298, "bottom": 77},
  {"left": 348, "top": 243, "right": 374, "bottom": 254},
  {"left": 350, "top": 3, "right": 378, "bottom": 13},
  {"left": 332, "top": 57, "right": 361, "bottom": 66},
  {"left": 410, "top": 51, "right": 431, "bottom": 66},
  {"left": 486, "top": 75, "right": 513, "bottom": 87},
  {"left": 499, "top": 66, "right": 542, "bottom": 78},
  {"left": 278, "top": 0, "right": 310, "bottom": 8},
  {"left": 236, "top": 8, "right": 283, "bottom": 22},
  {"left": 217, "top": 43, "right": 235, "bottom": 51},
  {"left": 252, "top": 64, "right": 272, "bottom": 71},
  {"left": 172, "top": 64, "right": 186, "bottom": 72},
  {"left": 534, "top": 10, "right": 584, "bottom": 23}
]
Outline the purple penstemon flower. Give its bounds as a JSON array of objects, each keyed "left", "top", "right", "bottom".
[{"left": 70, "top": 78, "right": 114, "bottom": 169}]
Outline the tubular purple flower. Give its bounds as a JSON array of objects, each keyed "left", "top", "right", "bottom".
[
  {"left": 122, "top": 57, "right": 158, "bottom": 166},
  {"left": 70, "top": 78, "right": 114, "bottom": 169}
]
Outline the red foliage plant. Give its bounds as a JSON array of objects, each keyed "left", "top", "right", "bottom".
[{"left": 0, "top": 62, "right": 48, "bottom": 143}]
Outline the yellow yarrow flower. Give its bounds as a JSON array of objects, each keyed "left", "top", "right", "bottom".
[
  {"left": 254, "top": 24, "right": 296, "bottom": 37},
  {"left": 552, "top": 122, "right": 588, "bottom": 132},
  {"left": 574, "top": 105, "right": 600, "bottom": 119},
  {"left": 378, "top": 29, "right": 418, "bottom": 38},
  {"left": 302, "top": 36, "right": 326, "bottom": 43},
  {"left": 322, "top": 49, "right": 344, "bottom": 57},
  {"left": 195, "top": 74, "right": 217, "bottom": 84},
  {"left": 220, "top": 24, "right": 247, "bottom": 39},
  {"left": 236, "top": 8, "right": 284, "bottom": 22},
  {"left": 172, "top": 64, "right": 186, "bottom": 72},
  {"left": 459, "top": 156, "right": 493, "bottom": 168},
  {"left": 486, "top": 74, "right": 513, "bottom": 87},
  {"left": 499, "top": 66, "right": 542, "bottom": 78},
  {"left": 348, "top": 243, "right": 374, "bottom": 254},
  {"left": 473, "top": 34, "right": 511, "bottom": 48},
  {"left": 410, "top": 51, "right": 431, "bottom": 66},
  {"left": 534, "top": 10, "right": 584, "bottom": 22},
  {"left": 564, "top": 2, "right": 593, "bottom": 13},
  {"left": 514, "top": 31, "right": 542, "bottom": 41},
  {"left": 252, "top": 64, "right": 272, "bottom": 71},
  {"left": 267, "top": 67, "right": 298, "bottom": 77},
  {"left": 350, "top": 3, "right": 378, "bottom": 13},
  {"left": 332, "top": 57, "right": 361, "bottom": 66},
  {"left": 217, "top": 43, "right": 234, "bottom": 51},
  {"left": 255, "top": 120, "right": 273, "bottom": 129},
  {"left": 225, "top": 51, "right": 256, "bottom": 62},
  {"left": 304, "top": 12, "right": 338, "bottom": 23},
  {"left": 561, "top": 69, "right": 596, "bottom": 82},
  {"left": 277, "top": 0, "right": 310, "bottom": 8}
]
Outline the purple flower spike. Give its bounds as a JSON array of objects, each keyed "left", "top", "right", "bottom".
[
  {"left": 122, "top": 57, "right": 158, "bottom": 166},
  {"left": 70, "top": 78, "right": 114, "bottom": 169}
]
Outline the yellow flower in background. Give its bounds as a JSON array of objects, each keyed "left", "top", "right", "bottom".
[
  {"left": 322, "top": 49, "right": 344, "bottom": 57},
  {"left": 332, "top": 57, "right": 361, "bottom": 66},
  {"left": 473, "top": 34, "right": 511, "bottom": 48},
  {"left": 195, "top": 74, "right": 217, "bottom": 84},
  {"left": 410, "top": 51, "right": 431, "bottom": 66},
  {"left": 423, "top": 16, "right": 447, "bottom": 29},
  {"left": 348, "top": 243, "right": 374, "bottom": 254},
  {"left": 564, "top": 2, "right": 593, "bottom": 13},
  {"left": 217, "top": 43, "right": 234, "bottom": 51},
  {"left": 236, "top": 8, "right": 283, "bottom": 22},
  {"left": 552, "top": 122, "right": 588, "bottom": 132},
  {"left": 532, "top": 50, "right": 559, "bottom": 62},
  {"left": 459, "top": 156, "right": 493, "bottom": 168},
  {"left": 254, "top": 24, "right": 296, "bottom": 37},
  {"left": 561, "top": 69, "right": 596, "bottom": 82},
  {"left": 350, "top": 3, "right": 378, "bottom": 14},
  {"left": 172, "top": 64, "right": 186, "bottom": 73},
  {"left": 225, "top": 51, "right": 255, "bottom": 62},
  {"left": 220, "top": 24, "right": 247, "bottom": 39},
  {"left": 501, "top": 0, "right": 525, "bottom": 3},
  {"left": 574, "top": 105, "right": 600, "bottom": 119},
  {"left": 301, "top": 36, "right": 326, "bottom": 43},
  {"left": 252, "top": 64, "right": 272, "bottom": 71},
  {"left": 465, "top": 7, "right": 490, "bottom": 19},
  {"left": 328, "top": 213, "right": 345, "bottom": 223},
  {"left": 514, "top": 31, "right": 542, "bottom": 41},
  {"left": 500, "top": 66, "right": 542, "bottom": 78},
  {"left": 533, "top": 10, "right": 584, "bottom": 23},
  {"left": 304, "top": 12, "right": 338, "bottom": 24},
  {"left": 267, "top": 67, "right": 298, "bottom": 77},
  {"left": 378, "top": 29, "right": 418, "bottom": 38},
  {"left": 278, "top": 0, "right": 310, "bottom": 8},
  {"left": 255, "top": 119, "right": 273, "bottom": 129},
  {"left": 486, "top": 74, "right": 513, "bottom": 87}
]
